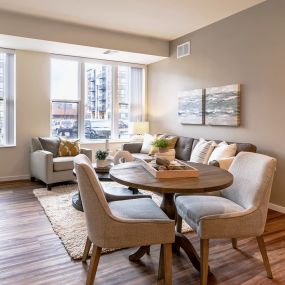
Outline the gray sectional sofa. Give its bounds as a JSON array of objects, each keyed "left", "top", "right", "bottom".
[{"left": 122, "top": 135, "right": 256, "bottom": 167}]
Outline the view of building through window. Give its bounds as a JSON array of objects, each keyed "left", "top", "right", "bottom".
[{"left": 51, "top": 57, "right": 144, "bottom": 140}]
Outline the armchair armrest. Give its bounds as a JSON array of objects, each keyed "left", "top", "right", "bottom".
[
  {"left": 122, "top": 143, "right": 142, "bottom": 153},
  {"left": 30, "top": 150, "right": 53, "bottom": 183},
  {"left": 80, "top": 148, "right": 92, "bottom": 161}
]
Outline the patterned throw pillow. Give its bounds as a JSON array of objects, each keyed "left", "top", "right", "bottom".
[
  {"left": 189, "top": 138, "right": 215, "bottom": 164},
  {"left": 58, "top": 138, "right": 80, "bottom": 157}
]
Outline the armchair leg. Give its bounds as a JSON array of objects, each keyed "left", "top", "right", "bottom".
[
  {"left": 82, "top": 237, "right": 92, "bottom": 263},
  {"left": 158, "top": 243, "right": 172, "bottom": 285},
  {"left": 256, "top": 235, "right": 273, "bottom": 279},
  {"left": 47, "top": 184, "right": 52, "bottom": 191},
  {"left": 86, "top": 246, "right": 102, "bottom": 285},
  {"left": 200, "top": 239, "right": 209, "bottom": 285},
  {"left": 231, "top": 238, "right": 238, "bottom": 249}
]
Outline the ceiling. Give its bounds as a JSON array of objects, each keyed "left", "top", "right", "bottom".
[{"left": 0, "top": 0, "right": 265, "bottom": 40}]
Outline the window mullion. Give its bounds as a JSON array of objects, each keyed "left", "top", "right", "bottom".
[{"left": 112, "top": 65, "right": 119, "bottom": 139}]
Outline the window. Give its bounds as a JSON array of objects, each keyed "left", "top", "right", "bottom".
[
  {"left": 0, "top": 50, "right": 15, "bottom": 146},
  {"left": 51, "top": 58, "right": 79, "bottom": 139},
  {"left": 51, "top": 56, "right": 145, "bottom": 140}
]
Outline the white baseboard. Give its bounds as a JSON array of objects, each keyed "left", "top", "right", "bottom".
[
  {"left": 0, "top": 175, "right": 30, "bottom": 182},
  {"left": 269, "top": 203, "right": 285, "bottom": 214}
]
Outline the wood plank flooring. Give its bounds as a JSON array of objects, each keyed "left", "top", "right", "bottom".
[{"left": 0, "top": 181, "right": 285, "bottom": 285}]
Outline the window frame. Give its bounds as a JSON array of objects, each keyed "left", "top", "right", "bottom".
[
  {"left": 50, "top": 54, "right": 147, "bottom": 142},
  {"left": 0, "top": 48, "right": 15, "bottom": 148}
]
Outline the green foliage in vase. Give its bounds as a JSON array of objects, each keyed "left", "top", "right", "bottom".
[
  {"left": 95, "top": 150, "right": 109, "bottom": 160},
  {"left": 152, "top": 138, "right": 170, "bottom": 149}
]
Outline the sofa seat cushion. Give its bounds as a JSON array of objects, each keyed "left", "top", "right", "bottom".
[
  {"left": 53, "top": 156, "right": 74, "bottom": 172},
  {"left": 175, "top": 195, "right": 244, "bottom": 228},
  {"left": 132, "top": 153, "right": 153, "bottom": 161}
]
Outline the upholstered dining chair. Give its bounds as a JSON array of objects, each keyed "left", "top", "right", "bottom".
[
  {"left": 175, "top": 152, "right": 277, "bottom": 285},
  {"left": 74, "top": 154, "right": 175, "bottom": 285}
]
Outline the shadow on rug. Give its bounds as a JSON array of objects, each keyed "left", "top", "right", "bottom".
[{"left": 33, "top": 183, "right": 192, "bottom": 260}]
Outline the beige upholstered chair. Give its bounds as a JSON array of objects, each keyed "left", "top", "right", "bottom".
[
  {"left": 175, "top": 152, "right": 277, "bottom": 285},
  {"left": 74, "top": 154, "right": 175, "bottom": 285},
  {"left": 30, "top": 137, "right": 92, "bottom": 190}
]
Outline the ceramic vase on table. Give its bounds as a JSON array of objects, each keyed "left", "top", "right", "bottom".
[
  {"left": 155, "top": 148, "right": 175, "bottom": 161},
  {"left": 96, "top": 159, "right": 109, "bottom": 168}
]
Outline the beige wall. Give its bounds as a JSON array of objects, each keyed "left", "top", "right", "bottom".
[
  {"left": 147, "top": 0, "right": 285, "bottom": 207},
  {"left": 0, "top": 10, "right": 169, "bottom": 57},
  {"left": 0, "top": 50, "right": 125, "bottom": 181}
]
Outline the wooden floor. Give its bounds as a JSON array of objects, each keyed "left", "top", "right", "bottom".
[{"left": 1, "top": 181, "right": 285, "bottom": 285}]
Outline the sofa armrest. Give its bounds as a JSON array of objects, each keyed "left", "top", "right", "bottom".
[
  {"left": 209, "top": 157, "right": 235, "bottom": 170},
  {"left": 80, "top": 148, "right": 93, "bottom": 161},
  {"left": 122, "top": 143, "right": 143, "bottom": 153},
  {"left": 30, "top": 150, "right": 53, "bottom": 183}
]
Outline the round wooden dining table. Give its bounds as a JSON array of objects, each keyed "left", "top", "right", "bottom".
[{"left": 110, "top": 161, "right": 233, "bottom": 272}]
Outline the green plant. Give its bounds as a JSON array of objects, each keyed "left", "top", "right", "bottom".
[
  {"left": 152, "top": 138, "right": 170, "bottom": 149},
  {"left": 95, "top": 149, "right": 109, "bottom": 160}
]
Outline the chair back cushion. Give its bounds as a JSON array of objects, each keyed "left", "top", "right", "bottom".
[
  {"left": 74, "top": 154, "right": 112, "bottom": 244},
  {"left": 221, "top": 152, "right": 276, "bottom": 212}
]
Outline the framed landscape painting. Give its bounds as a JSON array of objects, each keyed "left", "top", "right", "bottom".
[
  {"left": 205, "top": 84, "right": 240, "bottom": 126},
  {"left": 178, "top": 89, "right": 204, "bottom": 125}
]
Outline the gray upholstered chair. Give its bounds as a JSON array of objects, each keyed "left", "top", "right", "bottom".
[
  {"left": 30, "top": 137, "right": 92, "bottom": 190},
  {"left": 74, "top": 154, "right": 175, "bottom": 285},
  {"left": 175, "top": 152, "right": 277, "bottom": 285}
]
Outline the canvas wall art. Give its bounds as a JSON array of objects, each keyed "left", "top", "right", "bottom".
[
  {"left": 205, "top": 84, "right": 240, "bottom": 126},
  {"left": 178, "top": 89, "right": 204, "bottom": 125}
]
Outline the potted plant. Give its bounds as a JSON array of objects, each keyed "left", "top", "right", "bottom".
[
  {"left": 95, "top": 149, "right": 109, "bottom": 168},
  {"left": 152, "top": 138, "right": 170, "bottom": 153}
]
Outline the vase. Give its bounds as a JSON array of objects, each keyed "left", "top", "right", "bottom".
[
  {"left": 96, "top": 159, "right": 109, "bottom": 168},
  {"left": 156, "top": 149, "right": 176, "bottom": 161}
]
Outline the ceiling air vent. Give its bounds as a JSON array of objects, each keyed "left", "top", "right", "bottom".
[{"left": 177, "top": 41, "right": 190, "bottom": 59}]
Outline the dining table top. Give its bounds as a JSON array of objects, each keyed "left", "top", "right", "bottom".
[{"left": 109, "top": 161, "right": 233, "bottom": 194}]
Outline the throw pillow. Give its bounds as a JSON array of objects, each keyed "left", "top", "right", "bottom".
[
  {"left": 208, "top": 141, "right": 237, "bottom": 163},
  {"left": 58, "top": 137, "right": 80, "bottom": 157},
  {"left": 189, "top": 138, "right": 216, "bottom": 164},
  {"left": 38, "top": 137, "right": 60, "bottom": 157},
  {"left": 148, "top": 135, "right": 178, "bottom": 155},
  {"left": 140, "top": 134, "right": 155, "bottom": 154}
]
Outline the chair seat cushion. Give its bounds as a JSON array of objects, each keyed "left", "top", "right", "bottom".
[
  {"left": 109, "top": 198, "right": 170, "bottom": 220},
  {"left": 132, "top": 153, "right": 153, "bottom": 161},
  {"left": 53, "top": 156, "right": 74, "bottom": 171},
  {"left": 176, "top": 195, "right": 244, "bottom": 227}
]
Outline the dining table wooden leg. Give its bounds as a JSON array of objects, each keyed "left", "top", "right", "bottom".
[{"left": 129, "top": 245, "right": 151, "bottom": 261}]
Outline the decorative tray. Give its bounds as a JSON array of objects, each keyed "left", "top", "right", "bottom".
[{"left": 141, "top": 159, "right": 199, "bottom": 179}]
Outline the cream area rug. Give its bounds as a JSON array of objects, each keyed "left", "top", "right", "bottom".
[{"left": 33, "top": 183, "right": 192, "bottom": 260}]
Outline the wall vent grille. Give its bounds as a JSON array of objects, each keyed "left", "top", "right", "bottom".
[{"left": 177, "top": 41, "right": 190, "bottom": 59}]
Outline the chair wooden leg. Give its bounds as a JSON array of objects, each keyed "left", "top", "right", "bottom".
[
  {"left": 176, "top": 215, "right": 182, "bottom": 233},
  {"left": 82, "top": 237, "right": 92, "bottom": 263},
  {"left": 158, "top": 243, "right": 172, "bottom": 285},
  {"left": 158, "top": 245, "right": 164, "bottom": 282},
  {"left": 163, "top": 243, "right": 173, "bottom": 285},
  {"left": 86, "top": 246, "right": 102, "bottom": 285},
  {"left": 256, "top": 235, "right": 273, "bottom": 279},
  {"left": 200, "top": 239, "right": 209, "bottom": 285},
  {"left": 231, "top": 238, "right": 238, "bottom": 249}
]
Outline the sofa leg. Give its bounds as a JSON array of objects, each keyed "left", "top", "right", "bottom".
[
  {"left": 30, "top": 177, "right": 35, "bottom": 182},
  {"left": 47, "top": 184, "right": 52, "bottom": 191}
]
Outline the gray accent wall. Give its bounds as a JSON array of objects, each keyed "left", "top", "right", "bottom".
[{"left": 147, "top": 0, "right": 285, "bottom": 207}]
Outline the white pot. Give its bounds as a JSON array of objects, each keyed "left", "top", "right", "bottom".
[{"left": 96, "top": 159, "right": 109, "bottom": 168}]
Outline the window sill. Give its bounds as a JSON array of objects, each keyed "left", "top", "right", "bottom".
[
  {"left": 0, "top": 144, "right": 16, "bottom": 148},
  {"left": 80, "top": 139, "right": 130, "bottom": 145}
]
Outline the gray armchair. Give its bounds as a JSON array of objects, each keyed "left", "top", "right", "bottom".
[
  {"left": 175, "top": 152, "right": 277, "bottom": 285},
  {"left": 30, "top": 137, "right": 92, "bottom": 190},
  {"left": 74, "top": 154, "right": 175, "bottom": 285}
]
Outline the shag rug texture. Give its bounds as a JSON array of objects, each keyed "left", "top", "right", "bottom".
[{"left": 33, "top": 183, "right": 192, "bottom": 260}]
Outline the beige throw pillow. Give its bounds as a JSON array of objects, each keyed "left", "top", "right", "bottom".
[
  {"left": 140, "top": 134, "right": 155, "bottom": 154},
  {"left": 208, "top": 141, "right": 237, "bottom": 163},
  {"left": 190, "top": 138, "right": 215, "bottom": 164}
]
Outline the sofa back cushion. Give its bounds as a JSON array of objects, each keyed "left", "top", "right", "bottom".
[
  {"left": 38, "top": 137, "right": 60, "bottom": 157},
  {"left": 174, "top": 136, "right": 194, "bottom": 161}
]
